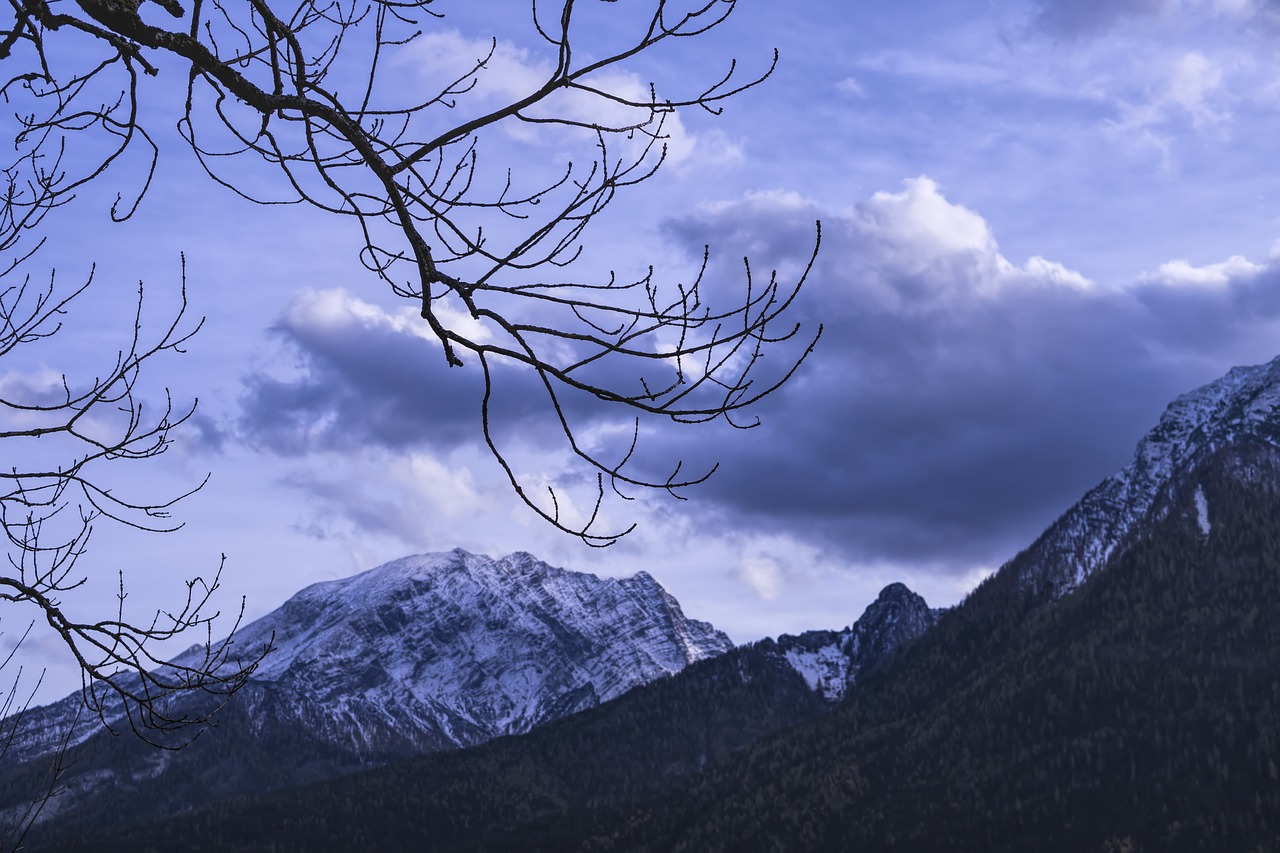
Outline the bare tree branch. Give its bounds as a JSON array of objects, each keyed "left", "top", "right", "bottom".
[
  {"left": 5, "top": 0, "right": 821, "bottom": 544},
  {"left": 0, "top": 263, "right": 270, "bottom": 745}
]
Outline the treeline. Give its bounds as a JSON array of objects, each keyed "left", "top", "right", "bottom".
[
  {"left": 53, "top": 442, "right": 1280, "bottom": 852},
  {"left": 46, "top": 636, "right": 830, "bottom": 852},
  {"left": 517, "top": 442, "right": 1280, "bottom": 852}
]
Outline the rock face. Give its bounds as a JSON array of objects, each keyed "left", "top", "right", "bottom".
[
  {"left": 209, "top": 548, "right": 733, "bottom": 752},
  {"left": 1006, "top": 354, "right": 1280, "bottom": 601},
  {"left": 774, "top": 582, "right": 942, "bottom": 701}
]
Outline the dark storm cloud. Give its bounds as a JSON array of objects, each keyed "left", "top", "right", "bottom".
[
  {"left": 239, "top": 294, "right": 484, "bottom": 454},
  {"left": 645, "top": 180, "right": 1280, "bottom": 571},
  {"left": 236, "top": 289, "right": 668, "bottom": 461},
  {"left": 237, "top": 291, "right": 572, "bottom": 455},
  {"left": 238, "top": 180, "right": 1280, "bottom": 575}
]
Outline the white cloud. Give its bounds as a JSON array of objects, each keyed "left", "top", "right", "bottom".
[
  {"left": 399, "top": 30, "right": 734, "bottom": 169},
  {"left": 283, "top": 287, "right": 492, "bottom": 348},
  {"left": 400, "top": 30, "right": 546, "bottom": 107},
  {"left": 1023, "top": 256, "right": 1096, "bottom": 290},
  {"left": 1170, "top": 51, "right": 1226, "bottom": 121},
  {"left": 839, "top": 177, "right": 1094, "bottom": 308},
  {"left": 858, "top": 176, "right": 998, "bottom": 258},
  {"left": 283, "top": 447, "right": 496, "bottom": 550},
  {"left": 1143, "top": 254, "right": 1266, "bottom": 286},
  {"left": 732, "top": 555, "right": 785, "bottom": 600},
  {"left": 1114, "top": 50, "right": 1229, "bottom": 135},
  {"left": 836, "top": 77, "right": 865, "bottom": 96}
]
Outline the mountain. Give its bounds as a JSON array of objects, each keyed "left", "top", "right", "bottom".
[
  {"left": 515, "top": 356, "right": 1280, "bottom": 851},
  {"left": 201, "top": 548, "right": 732, "bottom": 750},
  {"left": 0, "top": 548, "right": 731, "bottom": 845},
  {"left": 567, "top": 439, "right": 1280, "bottom": 852},
  {"left": 1008, "top": 354, "right": 1280, "bottom": 601},
  {"left": 51, "top": 580, "right": 942, "bottom": 853},
  {"left": 70, "top": 354, "right": 1280, "bottom": 852},
  {"left": 773, "top": 582, "right": 942, "bottom": 700}
]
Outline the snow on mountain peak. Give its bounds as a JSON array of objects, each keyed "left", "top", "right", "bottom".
[
  {"left": 778, "top": 582, "right": 940, "bottom": 701},
  {"left": 5, "top": 550, "right": 732, "bottom": 765},
  {"left": 229, "top": 549, "right": 733, "bottom": 748},
  {"left": 1009, "top": 354, "right": 1280, "bottom": 600}
]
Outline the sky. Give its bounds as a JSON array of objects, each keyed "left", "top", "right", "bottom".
[{"left": 7, "top": 0, "right": 1280, "bottom": 702}]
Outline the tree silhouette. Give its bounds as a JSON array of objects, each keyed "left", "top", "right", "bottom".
[
  {"left": 0, "top": 0, "right": 815, "bottom": 837},
  {"left": 0, "top": 268, "right": 269, "bottom": 850},
  {"left": 2, "top": 0, "right": 820, "bottom": 544}
]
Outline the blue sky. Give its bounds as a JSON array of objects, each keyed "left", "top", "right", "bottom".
[{"left": 9, "top": 0, "right": 1280, "bottom": 701}]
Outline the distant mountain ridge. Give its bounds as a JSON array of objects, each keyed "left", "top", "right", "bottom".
[
  {"left": 213, "top": 548, "right": 732, "bottom": 751},
  {"left": 35, "top": 574, "right": 944, "bottom": 853}
]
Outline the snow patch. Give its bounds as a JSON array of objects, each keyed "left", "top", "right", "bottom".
[
  {"left": 783, "top": 644, "right": 850, "bottom": 701},
  {"left": 1194, "top": 484, "right": 1211, "bottom": 536}
]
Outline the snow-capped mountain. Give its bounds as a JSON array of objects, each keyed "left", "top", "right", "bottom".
[
  {"left": 1008, "top": 354, "right": 1280, "bottom": 601},
  {"left": 0, "top": 548, "right": 733, "bottom": 828},
  {"left": 773, "top": 582, "right": 941, "bottom": 701},
  {"left": 200, "top": 548, "right": 732, "bottom": 752}
]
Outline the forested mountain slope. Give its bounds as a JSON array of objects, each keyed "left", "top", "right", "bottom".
[
  {"left": 31, "top": 357, "right": 1280, "bottom": 851},
  {"left": 514, "top": 441, "right": 1280, "bottom": 851},
  {"left": 1, "top": 550, "right": 734, "bottom": 847}
]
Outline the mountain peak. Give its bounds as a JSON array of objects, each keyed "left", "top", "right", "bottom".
[
  {"left": 107, "top": 549, "right": 729, "bottom": 758},
  {"left": 775, "top": 581, "right": 939, "bottom": 701},
  {"left": 874, "top": 581, "right": 915, "bottom": 601},
  {"left": 1004, "top": 353, "right": 1280, "bottom": 601},
  {"left": 1128, "top": 353, "right": 1280, "bottom": 485}
]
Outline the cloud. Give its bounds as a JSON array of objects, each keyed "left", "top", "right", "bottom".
[
  {"left": 649, "top": 177, "right": 1280, "bottom": 571},
  {"left": 235, "top": 284, "right": 718, "bottom": 544},
  {"left": 280, "top": 449, "right": 490, "bottom": 545},
  {"left": 836, "top": 77, "right": 865, "bottom": 97},
  {"left": 1143, "top": 254, "right": 1266, "bottom": 287},
  {"left": 1116, "top": 51, "right": 1230, "bottom": 134},
  {"left": 396, "top": 30, "right": 738, "bottom": 169},
  {"left": 1035, "top": 0, "right": 1176, "bottom": 37},
  {"left": 238, "top": 290, "right": 487, "bottom": 456},
  {"left": 238, "top": 176, "right": 1280, "bottom": 581},
  {"left": 1169, "top": 52, "right": 1224, "bottom": 115},
  {"left": 732, "top": 555, "right": 785, "bottom": 601}
]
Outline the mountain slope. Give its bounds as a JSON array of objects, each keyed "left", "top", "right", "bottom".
[
  {"left": 69, "top": 354, "right": 1280, "bottom": 852},
  {"left": 1008, "top": 354, "right": 1280, "bottom": 601},
  {"left": 52, "top": 581, "right": 941, "bottom": 853},
  {"left": 0, "top": 549, "right": 731, "bottom": 845},
  {"left": 569, "top": 439, "right": 1280, "bottom": 852}
]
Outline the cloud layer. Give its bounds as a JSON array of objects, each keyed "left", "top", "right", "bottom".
[
  {"left": 239, "top": 176, "right": 1280, "bottom": 577},
  {"left": 657, "top": 178, "right": 1280, "bottom": 567}
]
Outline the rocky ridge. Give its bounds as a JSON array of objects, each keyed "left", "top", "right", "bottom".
[
  {"left": 774, "top": 582, "right": 941, "bottom": 701},
  {"left": 1009, "top": 354, "right": 1280, "bottom": 600}
]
